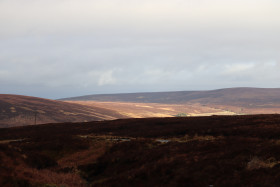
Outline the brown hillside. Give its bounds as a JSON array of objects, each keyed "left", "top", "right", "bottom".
[
  {"left": 61, "top": 87, "right": 280, "bottom": 106},
  {"left": 0, "top": 94, "right": 126, "bottom": 127},
  {"left": 62, "top": 88, "right": 280, "bottom": 117}
]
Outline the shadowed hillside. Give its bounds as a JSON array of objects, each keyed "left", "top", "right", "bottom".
[{"left": 0, "top": 94, "right": 126, "bottom": 127}]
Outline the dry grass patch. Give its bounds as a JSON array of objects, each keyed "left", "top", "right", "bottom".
[
  {"left": 155, "top": 135, "right": 223, "bottom": 144},
  {"left": 0, "top": 139, "right": 25, "bottom": 144},
  {"left": 58, "top": 142, "right": 113, "bottom": 168},
  {"left": 247, "top": 157, "right": 280, "bottom": 170}
]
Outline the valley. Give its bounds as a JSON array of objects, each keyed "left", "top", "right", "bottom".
[
  {"left": 66, "top": 101, "right": 237, "bottom": 118},
  {"left": 2, "top": 88, "right": 280, "bottom": 186},
  {"left": 2, "top": 88, "right": 280, "bottom": 128}
]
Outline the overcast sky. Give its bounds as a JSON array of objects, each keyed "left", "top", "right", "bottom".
[{"left": 1, "top": 0, "right": 280, "bottom": 99}]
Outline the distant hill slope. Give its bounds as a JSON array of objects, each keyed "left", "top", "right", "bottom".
[
  {"left": 61, "top": 87, "right": 280, "bottom": 107},
  {"left": 0, "top": 94, "right": 126, "bottom": 127}
]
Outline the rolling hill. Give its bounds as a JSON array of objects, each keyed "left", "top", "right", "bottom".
[
  {"left": 2, "top": 87, "right": 280, "bottom": 127},
  {"left": 61, "top": 87, "right": 280, "bottom": 106},
  {"left": 61, "top": 87, "right": 280, "bottom": 116},
  {"left": 0, "top": 94, "right": 126, "bottom": 128}
]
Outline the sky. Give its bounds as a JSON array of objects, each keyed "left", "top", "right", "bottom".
[{"left": 1, "top": 0, "right": 280, "bottom": 99}]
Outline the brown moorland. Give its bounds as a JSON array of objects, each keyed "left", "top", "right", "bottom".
[
  {"left": 3, "top": 87, "right": 280, "bottom": 128},
  {"left": 67, "top": 101, "right": 237, "bottom": 118},
  {"left": 2, "top": 114, "right": 280, "bottom": 186},
  {"left": 62, "top": 87, "right": 280, "bottom": 117},
  {"left": 61, "top": 87, "right": 280, "bottom": 106},
  {"left": 0, "top": 94, "right": 126, "bottom": 128}
]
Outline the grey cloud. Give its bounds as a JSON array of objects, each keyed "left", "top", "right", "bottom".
[{"left": 1, "top": 0, "right": 280, "bottom": 98}]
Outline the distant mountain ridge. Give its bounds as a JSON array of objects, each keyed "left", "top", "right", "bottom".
[{"left": 60, "top": 87, "right": 280, "bottom": 106}]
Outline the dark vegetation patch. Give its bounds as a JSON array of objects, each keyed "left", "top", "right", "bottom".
[{"left": 1, "top": 114, "right": 280, "bottom": 186}]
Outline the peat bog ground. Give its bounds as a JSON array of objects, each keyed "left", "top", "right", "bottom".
[{"left": 1, "top": 114, "right": 280, "bottom": 186}]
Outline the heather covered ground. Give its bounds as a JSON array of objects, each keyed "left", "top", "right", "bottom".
[{"left": 1, "top": 114, "right": 280, "bottom": 186}]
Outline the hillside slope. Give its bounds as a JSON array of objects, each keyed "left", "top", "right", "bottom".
[
  {"left": 0, "top": 94, "right": 126, "bottom": 127},
  {"left": 61, "top": 87, "right": 280, "bottom": 106},
  {"left": 61, "top": 87, "right": 280, "bottom": 116}
]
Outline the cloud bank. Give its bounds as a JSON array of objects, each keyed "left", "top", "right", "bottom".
[{"left": 1, "top": 0, "right": 280, "bottom": 98}]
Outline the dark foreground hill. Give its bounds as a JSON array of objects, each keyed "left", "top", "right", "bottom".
[
  {"left": 61, "top": 87, "right": 280, "bottom": 106},
  {"left": 2, "top": 115, "right": 280, "bottom": 186},
  {"left": 0, "top": 94, "right": 125, "bottom": 127}
]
